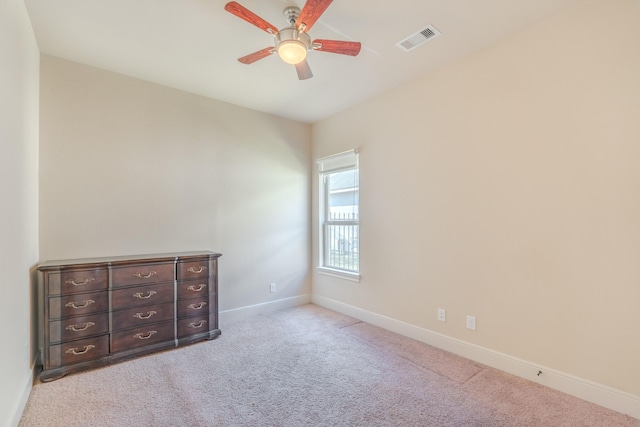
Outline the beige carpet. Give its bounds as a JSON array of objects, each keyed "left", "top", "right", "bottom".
[{"left": 19, "top": 304, "right": 638, "bottom": 426}]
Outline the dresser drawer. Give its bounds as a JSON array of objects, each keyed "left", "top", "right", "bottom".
[
  {"left": 177, "top": 280, "right": 210, "bottom": 300},
  {"left": 47, "top": 268, "right": 108, "bottom": 295},
  {"left": 111, "top": 262, "right": 174, "bottom": 287},
  {"left": 111, "top": 320, "right": 175, "bottom": 353},
  {"left": 177, "top": 314, "right": 214, "bottom": 338},
  {"left": 48, "top": 335, "right": 109, "bottom": 367},
  {"left": 49, "top": 313, "right": 109, "bottom": 343},
  {"left": 111, "top": 283, "right": 174, "bottom": 310},
  {"left": 49, "top": 291, "right": 109, "bottom": 319},
  {"left": 112, "top": 302, "right": 175, "bottom": 331},
  {"left": 177, "top": 259, "right": 210, "bottom": 280},
  {"left": 177, "top": 298, "right": 213, "bottom": 318}
]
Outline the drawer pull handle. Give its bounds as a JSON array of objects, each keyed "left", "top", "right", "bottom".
[
  {"left": 187, "top": 284, "right": 207, "bottom": 292},
  {"left": 65, "top": 300, "right": 95, "bottom": 309},
  {"left": 187, "top": 266, "right": 206, "bottom": 274},
  {"left": 65, "top": 345, "right": 95, "bottom": 355},
  {"left": 188, "top": 302, "right": 207, "bottom": 310},
  {"left": 133, "top": 290, "right": 157, "bottom": 299},
  {"left": 133, "top": 311, "right": 157, "bottom": 320},
  {"left": 65, "top": 277, "right": 95, "bottom": 286},
  {"left": 65, "top": 322, "right": 96, "bottom": 332},
  {"left": 188, "top": 320, "right": 207, "bottom": 329},
  {"left": 133, "top": 331, "right": 157, "bottom": 340},
  {"left": 134, "top": 271, "right": 157, "bottom": 279}
]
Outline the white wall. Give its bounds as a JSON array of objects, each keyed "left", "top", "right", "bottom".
[
  {"left": 39, "top": 55, "right": 311, "bottom": 315},
  {"left": 0, "top": 1, "right": 40, "bottom": 426},
  {"left": 312, "top": 0, "right": 640, "bottom": 409}
]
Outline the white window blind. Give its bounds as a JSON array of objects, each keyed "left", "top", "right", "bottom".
[{"left": 317, "top": 149, "right": 359, "bottom": 173}]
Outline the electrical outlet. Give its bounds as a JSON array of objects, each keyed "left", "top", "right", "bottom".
[
  {"left": 437, "top": 308, "right": 446, "bottom": 322},
  {"left": 270, "top": 283, "right": 276, "bottom": 293},
  {"left": 466, "top": 315, "right": 476, "bottom": 330}
]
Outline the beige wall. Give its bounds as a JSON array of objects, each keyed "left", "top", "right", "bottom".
[
  {"left": 0, "top": 0, "right": 40, "bottom": 426},
  {"left": 39, "top": 56, "right": 312, "bottom": 312},
  {"left": 312, "top": 0, "right": 640, "bottom": 396}
]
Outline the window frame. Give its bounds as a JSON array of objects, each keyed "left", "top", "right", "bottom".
[{"left": 317, "top": 150, "right": 360, "bottom": 282}]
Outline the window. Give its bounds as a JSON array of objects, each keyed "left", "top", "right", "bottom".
[{"left": 317, "top": 150, "right": 359, "bottom": 280}]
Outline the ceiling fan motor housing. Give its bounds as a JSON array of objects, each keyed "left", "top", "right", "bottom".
[{"left": 283, "top": 6, "right": 300, "bottom": 26}]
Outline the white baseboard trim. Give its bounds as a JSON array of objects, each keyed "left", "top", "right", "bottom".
[
  {"left": 219, "top": 294, "right": 312, "bottom": 326},
  {"left": 312, "top": 295, "right": 640, "bottom": 420},
  {"left": 8, "top": 370, "right": 33, "bottom": 427}
]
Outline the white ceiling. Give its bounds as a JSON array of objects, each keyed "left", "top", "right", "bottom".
[{"left": 24, "top": 0, "right": 586, "bottom": 124}]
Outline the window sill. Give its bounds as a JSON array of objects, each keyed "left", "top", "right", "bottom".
[{"left": 317, "top": 267, "right": 360, "bottom": 282}]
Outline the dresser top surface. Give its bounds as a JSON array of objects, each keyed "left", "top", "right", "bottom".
[{"left": 39, "top": 251, "right": 222, "bottom": 270}]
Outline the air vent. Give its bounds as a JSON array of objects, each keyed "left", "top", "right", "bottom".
[{"left": 396, "top": 25, "right": 441, "bottom": 52}]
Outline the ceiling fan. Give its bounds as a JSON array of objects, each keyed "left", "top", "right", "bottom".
[{"left": 224, "top": 0, "right": 361, "bottom": 80}]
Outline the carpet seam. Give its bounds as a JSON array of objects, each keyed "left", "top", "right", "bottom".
[{"left": 340, "top": 325, "right": 478, "bottom": 386}]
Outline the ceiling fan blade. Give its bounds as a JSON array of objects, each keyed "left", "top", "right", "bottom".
[
  {"left": 238, "top": 47, "right": 275, "bottom": 64},
  {"left": 224, "top": 2, "right": 278, "bottom": 34},
  {"left": 295, "top": 60, "right": 313, "bottom": 80},
  {"left": 313, "top": 39, "right": 362, "bottom": 56},
  {"left": 295, "top": 0, "right": 333, "bottom": 32}
]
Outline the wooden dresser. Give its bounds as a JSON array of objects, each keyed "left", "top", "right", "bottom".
[{"left": 38, "top": 251, "right": 221, "bottom": 381}]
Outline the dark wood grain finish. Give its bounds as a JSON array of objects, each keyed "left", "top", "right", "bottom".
[
  {"left": 47, "top": 268, "right": 108, "bottom": 295},
  {"left": 49, "top": 291, "right": 109, "bottom": 319},
  {"left": 49, "top": 335, "right": 109, "bottom": 367},
  {"left": 296, "top": 0, "right": 333, "bottom": 31},
  {"left": 177, "top": 280, "right": 209, "bottom": 300},
  {"left": 177, "top": 260, "right": 210, "bottom": 280},
  {"left": 38, "top": 251, "right": 221, "bottom": 381},
  {"left": 49, "top": 313, "right": 109, "bottom": 343},
  {"left": 111, "top": 282, "right": 174, "bottom": 310},
  {"left": 111, "top": 320, "right": 175, "bottom": 353},
  {"left": 176, "top": 255, "right": 219, "bottom": 341},
  {"left": 238, "top": 47, "right": 274, "bottom": 64},
  {"left": 177, "top": 314, "right": 211, "bottom": 338},
  {"left": 111, "top": 262, "right": 174, "bottom": 287},
  {"left": 177, "top": 298, "right": 213, "bottom": 318},
  {"left": 224, "top": 1, "right": 278, "bottom": 34},
  {"left": 313, "top": 39, "right": 361, "bottom": 56},
  {"left": 112, "top": 302, "right": 175, "bottom": 331}
]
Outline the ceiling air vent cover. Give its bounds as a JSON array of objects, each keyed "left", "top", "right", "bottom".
[{"left": 396, "top": 25, "right": 441, "bottom": 52}]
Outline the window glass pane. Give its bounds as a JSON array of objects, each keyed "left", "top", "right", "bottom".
[
  {"left": 325, "top": 168, "right": 359, "bottom": 272},
  {"left": 325, "top": 223, "right": 359, "bottom": 272},
  {"left": 327, "top": 169, "right": 359, "bottom": 220}
]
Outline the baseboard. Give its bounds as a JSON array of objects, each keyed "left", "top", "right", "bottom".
[
  {"left": 312, "top": 295, "right": 640, "bottom": 420},
  {"left": 219, "top": 294, "right": 311, "bottom": 326},
  {"left": 7, "top": 370, "right": 33, "bottom": 427}
]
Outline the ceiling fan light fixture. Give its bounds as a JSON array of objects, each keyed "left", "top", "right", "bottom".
[
  {"left": 224, "top": 1, "right": 362, "bottom": 79},
  {"left": 277, "top": 40, "right": 308, "bottom": 65}
]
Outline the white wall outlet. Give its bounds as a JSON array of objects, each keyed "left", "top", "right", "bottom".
[
  {"left": 466, "top": 315, "right": 476, "bottom": 330},
  {"left": 437, "top": 308, "right": 446, "bottom": 322},
  {"left": 270, "top": 283, "right": 276, "bottom": 293}
]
